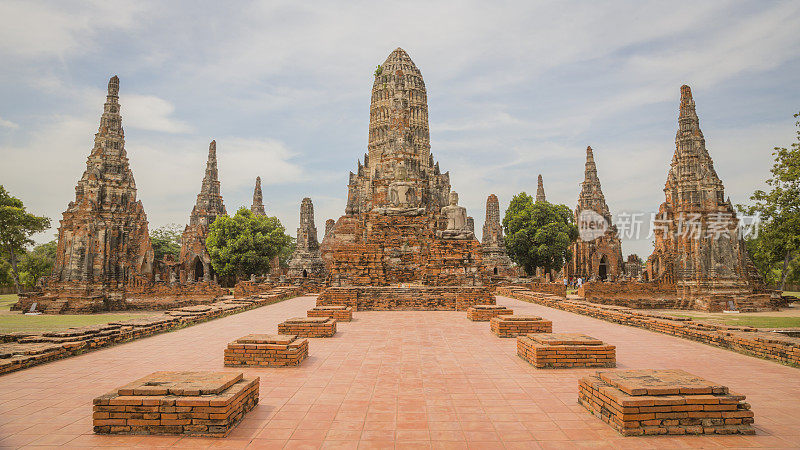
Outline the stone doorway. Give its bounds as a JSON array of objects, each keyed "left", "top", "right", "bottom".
[
  {"left": 193, "top": 257, "right": 204, "bottom": 282},
  {"left": 598, "top": 255, "right": 608, "bottom": 281}
]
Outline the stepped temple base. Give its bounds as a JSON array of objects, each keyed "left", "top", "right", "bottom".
[
  {"left": 93, "top": 371, "right": 258, "bottom": 437},
  {"left": 490, "top": 315, "right": 552, "bottom": 337},
  {"left": 579, "top": 369, "right": 754, "bottom": 436},
  {"left": 224, "top": 334, "right": 308, "bottom": 367},
  {"left": 518, "top": 333, "right": 616, "bottom": 368},
  {"left": 278, "top": 317, "right": 337, "bottom": 337},
  {"left": 466, "top": 304, "right": 514, "bottom": 321},
  {"left": 317, "top": 286, "right": 494, "bottom": 311}
]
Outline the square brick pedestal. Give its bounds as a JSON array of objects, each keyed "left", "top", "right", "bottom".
[
  {"left": 490, "top": 315, "right": 552, "bottom": 337},
  {"left": 466, "top": 304, "right": 514, "bottom": 321},
  {"left": 278, "top": 317, "right": 337, "bottom": 337},
  {"left": 517, "top": 333, "right": 615, "bottom": 368},
  {"left": 93, "top": 371, "right": 259, "bottom": 437},
  {"left": 579, "top": 369, "right": 754, "bottom": 436},
  {"left": 224, "top": 334, "right": 308, "bottom": 367},
  {"left": 307, "top": 306, "right": 353, "bottom": 322}
]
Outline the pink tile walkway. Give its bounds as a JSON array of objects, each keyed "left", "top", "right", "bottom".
[{"left": 0, "top": 294, "right": 798, "bottom": 449}]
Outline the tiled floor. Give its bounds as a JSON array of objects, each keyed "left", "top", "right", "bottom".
[{"left": 0, "top": 295, "right": 799, "bottom": 449}]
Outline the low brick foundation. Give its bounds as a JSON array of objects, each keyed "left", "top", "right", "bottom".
[
  {"left": 307, "top": 306, "right": 353, "bottom": 322},
  {"left": 517, "top": 333, "right": 615, "bottom": 368},
  {"left": 490, "top": 315, "right": 552, "bottom": 337},
  {"left": 317, "top": 286, "right": 494, "bottom": 311},
  {"left": 466, "top": 305, "right": 514, "bottom": 321},
  {"left": 497, "top": 287, "right": 800, "bottom": 367},
  {"left": 224, "top": 334, "right": 308, "bottom": 367},
  {"left": 578, "top": 369, "right": 754, "bottom": 436},
  {"left": 93, "top": 371, "right": 259, "bottom": 437},
  {"left": 1, "top": 287, "right": 303, "bottom": 376},
  {"left": 278, "top": 317, "right": 337, "bottom": 338}
]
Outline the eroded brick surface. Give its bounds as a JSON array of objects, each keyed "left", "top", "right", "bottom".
[
  {"left": 517, "top": 333, "right": 615, "bottom": 368},
  {"left": 490, "top": 315, "right": 552, "bottom": 337},
  {"left": 466, "top": 304, "right": 514, "bottom": 321},
  {"left": 277, "top": 317, "right": 336, "bottom": 338},
  {"left": 578, "top": 369, "right": 754, "bottom": 436},
  {"left": 224, "top": 334, "right": 308, "bottom": 367}
]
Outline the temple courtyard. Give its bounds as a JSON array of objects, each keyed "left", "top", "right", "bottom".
[{"left": 0, "top": 295, "right": 797, "bottom": 449}]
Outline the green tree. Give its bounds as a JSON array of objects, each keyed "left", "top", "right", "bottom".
[
  {"left": 738, "top": 111, "right": 800, "bottom": 290},
  {"left": 206, "top": 207, "right": 292, "bottom": 280},
  {"left": 17, "top": 240, "right": 57, "bottom": 289},
  {"left": 0, "top": 186, "right": 50, "bottom": 293},
  {"left": 151, "top": 223, "right": 183, "bottom": 261},
  {"left": 502, "top": 192, "right": 578, "bottom": 276}
]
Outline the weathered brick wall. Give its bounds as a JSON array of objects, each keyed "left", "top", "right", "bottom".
[
  {"left": 527, "top": 282, "right": 567, "bottom": 297},
  {"left": 224, "top": 336, "right": 308, "bottom": 367},
  {"left": 577, "top": 281, "right": 677, "bottom": 306},
  {"left": 498, "top": 287, "right": 800, "bottom": 367},
  {"left": 317, "top": 286, "right": 494, "bottom": 311}
]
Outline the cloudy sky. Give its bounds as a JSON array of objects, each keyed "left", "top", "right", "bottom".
[{"left": 1, "top": 1, "right": 799, "bottom": 258}]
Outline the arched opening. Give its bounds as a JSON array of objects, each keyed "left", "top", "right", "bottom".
[
  {"left": 302, "top": 269, "right": 308, "bottom": 278},
  {"left": 493, "top": 267, "right": 498, "bottom": 275},
  {"left": 193, "top": 258, "right": 204, "bottom": 282},
  {"left": 598, "top": 255, "right": 608, "bottom": 281}
]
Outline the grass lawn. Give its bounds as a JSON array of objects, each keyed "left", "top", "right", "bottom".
[
  {"left": 0, "top": 294, "right": 156, "bottom": 333},
  {"left": 0, "top": 294, "right": 18, "bottom": 311},
  {"left": 671, "top": 313, "right": 800, "bottom": 329},
  {"left": 784, "top": 291, "right": 800, "bottom": 297}
]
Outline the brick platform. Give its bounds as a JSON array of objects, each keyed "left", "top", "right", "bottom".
[
  {"left": 317, "top": 286, "right": 495, "bottom": 311},
  {"left": 93, "top": 371, "right": 259, "bottom": 437},
  {"left": 223, "top": 334, "right": 308, "bottom": 367},
  {"left": 578, "top": 369, "right": 754, "bottom": 436},
  {"left": 466, "top": 304, "right": 514, "bottom": 321},
  {"left": 278, "top": 317, "right": 337, "bottom": 337},
  {"left": 307, "top": 305, "right": 353, "bottom": 322},
  {"left": 517, "top": 333, "right": 616, "bottom": 368},
  {"left": 490, "top": 315, "right": 552, "bottom": 337}
]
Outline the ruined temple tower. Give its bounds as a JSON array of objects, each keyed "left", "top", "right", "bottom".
[
  {"left": 287, "top": 198, "right": 325, "bottom": 281},
  {"left": 647, "top": 85, "right": 765, "bottom": 308},
  {"left": 536, "top": 174, "right": 547, "bottom": 203},
  {"left": 250, "top": 176, "right": 265, "bottom": 216},
  {"left": 321, "top": 48, "right": 486, "bottom": 287},
  {"left": 179, "top": 140, "right": 227, "bottom": 282},
  {"left": 481, "top": 194, "right": 514, "bottom": 278},
  {"left": 48, "top": 75, "right": 154, "bottom": 307},
  {"left": 570, "top": 146, "right": 623, "bottom": 281}
]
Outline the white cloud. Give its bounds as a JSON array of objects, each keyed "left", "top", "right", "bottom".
[
  {"left": 0, "top": 117, "right": 18, "bottom": 129},
  {"left": 121, "top": 94, "right": 193, "bottom": 134}
]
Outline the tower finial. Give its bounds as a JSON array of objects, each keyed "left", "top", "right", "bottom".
[{"left": 108, "top": 75, "right": 119, "bottom": 96}]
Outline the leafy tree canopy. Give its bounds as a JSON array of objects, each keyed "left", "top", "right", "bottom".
[
  {"left": 738, "top": 111, "right": 800, "bottom": 289},
  {"left": 17, "top": 240, "right": 57, "bottom": 289},
  {"left": 151, "top": 223, "right": 183, "bottom": 261},
  {"left": 206, "top": 207, "right": 292, "bottom": 279},
  {"left": 0, "top": 186, "right": 50, "bottom": 293},
  {"left": 502, "top": 192, "right": 578, "bottom": 276}
]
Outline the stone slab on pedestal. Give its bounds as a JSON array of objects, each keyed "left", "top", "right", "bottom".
[
  {"left": 307, "top": 306, "right": 353, "bottom": 322},
  {"left": 466, "top": 304, "right": 514, "bottom": 321},
  {"left": 224, "top": 334, "right": 308, "bottom": 367},
  {"left": 578, "top": 369, "right": 754, "bottom": 436},
  {"left": 517, "top": 333, "right": 616, "bottom": 368},
  {"left": 93, "top": 371, "right": 259, "bottom": 437},
  {"left": 278, "top": 317, "right": 337, "bottom": 338},
  {"left": 490, "top": 315, "right": 552, "bottom": 337}
]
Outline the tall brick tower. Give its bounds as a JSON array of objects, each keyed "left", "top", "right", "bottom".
[
  {"left": 481, "top": 194, "right": 514, "bottom": 278},
  {"left": 288, "top": 198, "right": 326, "bottom": 281},
  {"left": 322, "top": 48, "right": 485, "bottom": 287},
  {"left": 570, "top": 146, "right": 623, "bottom": 281},
  {"left": 179, "top": 140, "right": 227, "bottom": 282},
  {"left": 48, "top": 76, "right": 154, "bottom": 308},
  {"left": 536, "top": 174, "right": 547, "bottom": 203},
  {"left": 647, "top": 85, "right": 766, "bottom": 308},
  {"left": 250, "top": 176, "right": 265, "bottom": 216}
]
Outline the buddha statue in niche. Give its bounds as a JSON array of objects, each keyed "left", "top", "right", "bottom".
[{"left": 437, "top": 191, "right": 474, "bottom": 239}]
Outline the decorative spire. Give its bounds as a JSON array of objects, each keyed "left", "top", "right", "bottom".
[
  {"left": 188, "top": 140, "right": 226, "bottom": 227},
  {"left": 577, "top": 146, "right": 611, "bottom": 221},
  {"left": 251, "top": 176, "right": 265, "bottom": 216},
  {"left": 536, "top": 174, "right": 546, "bottom": 203}
]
